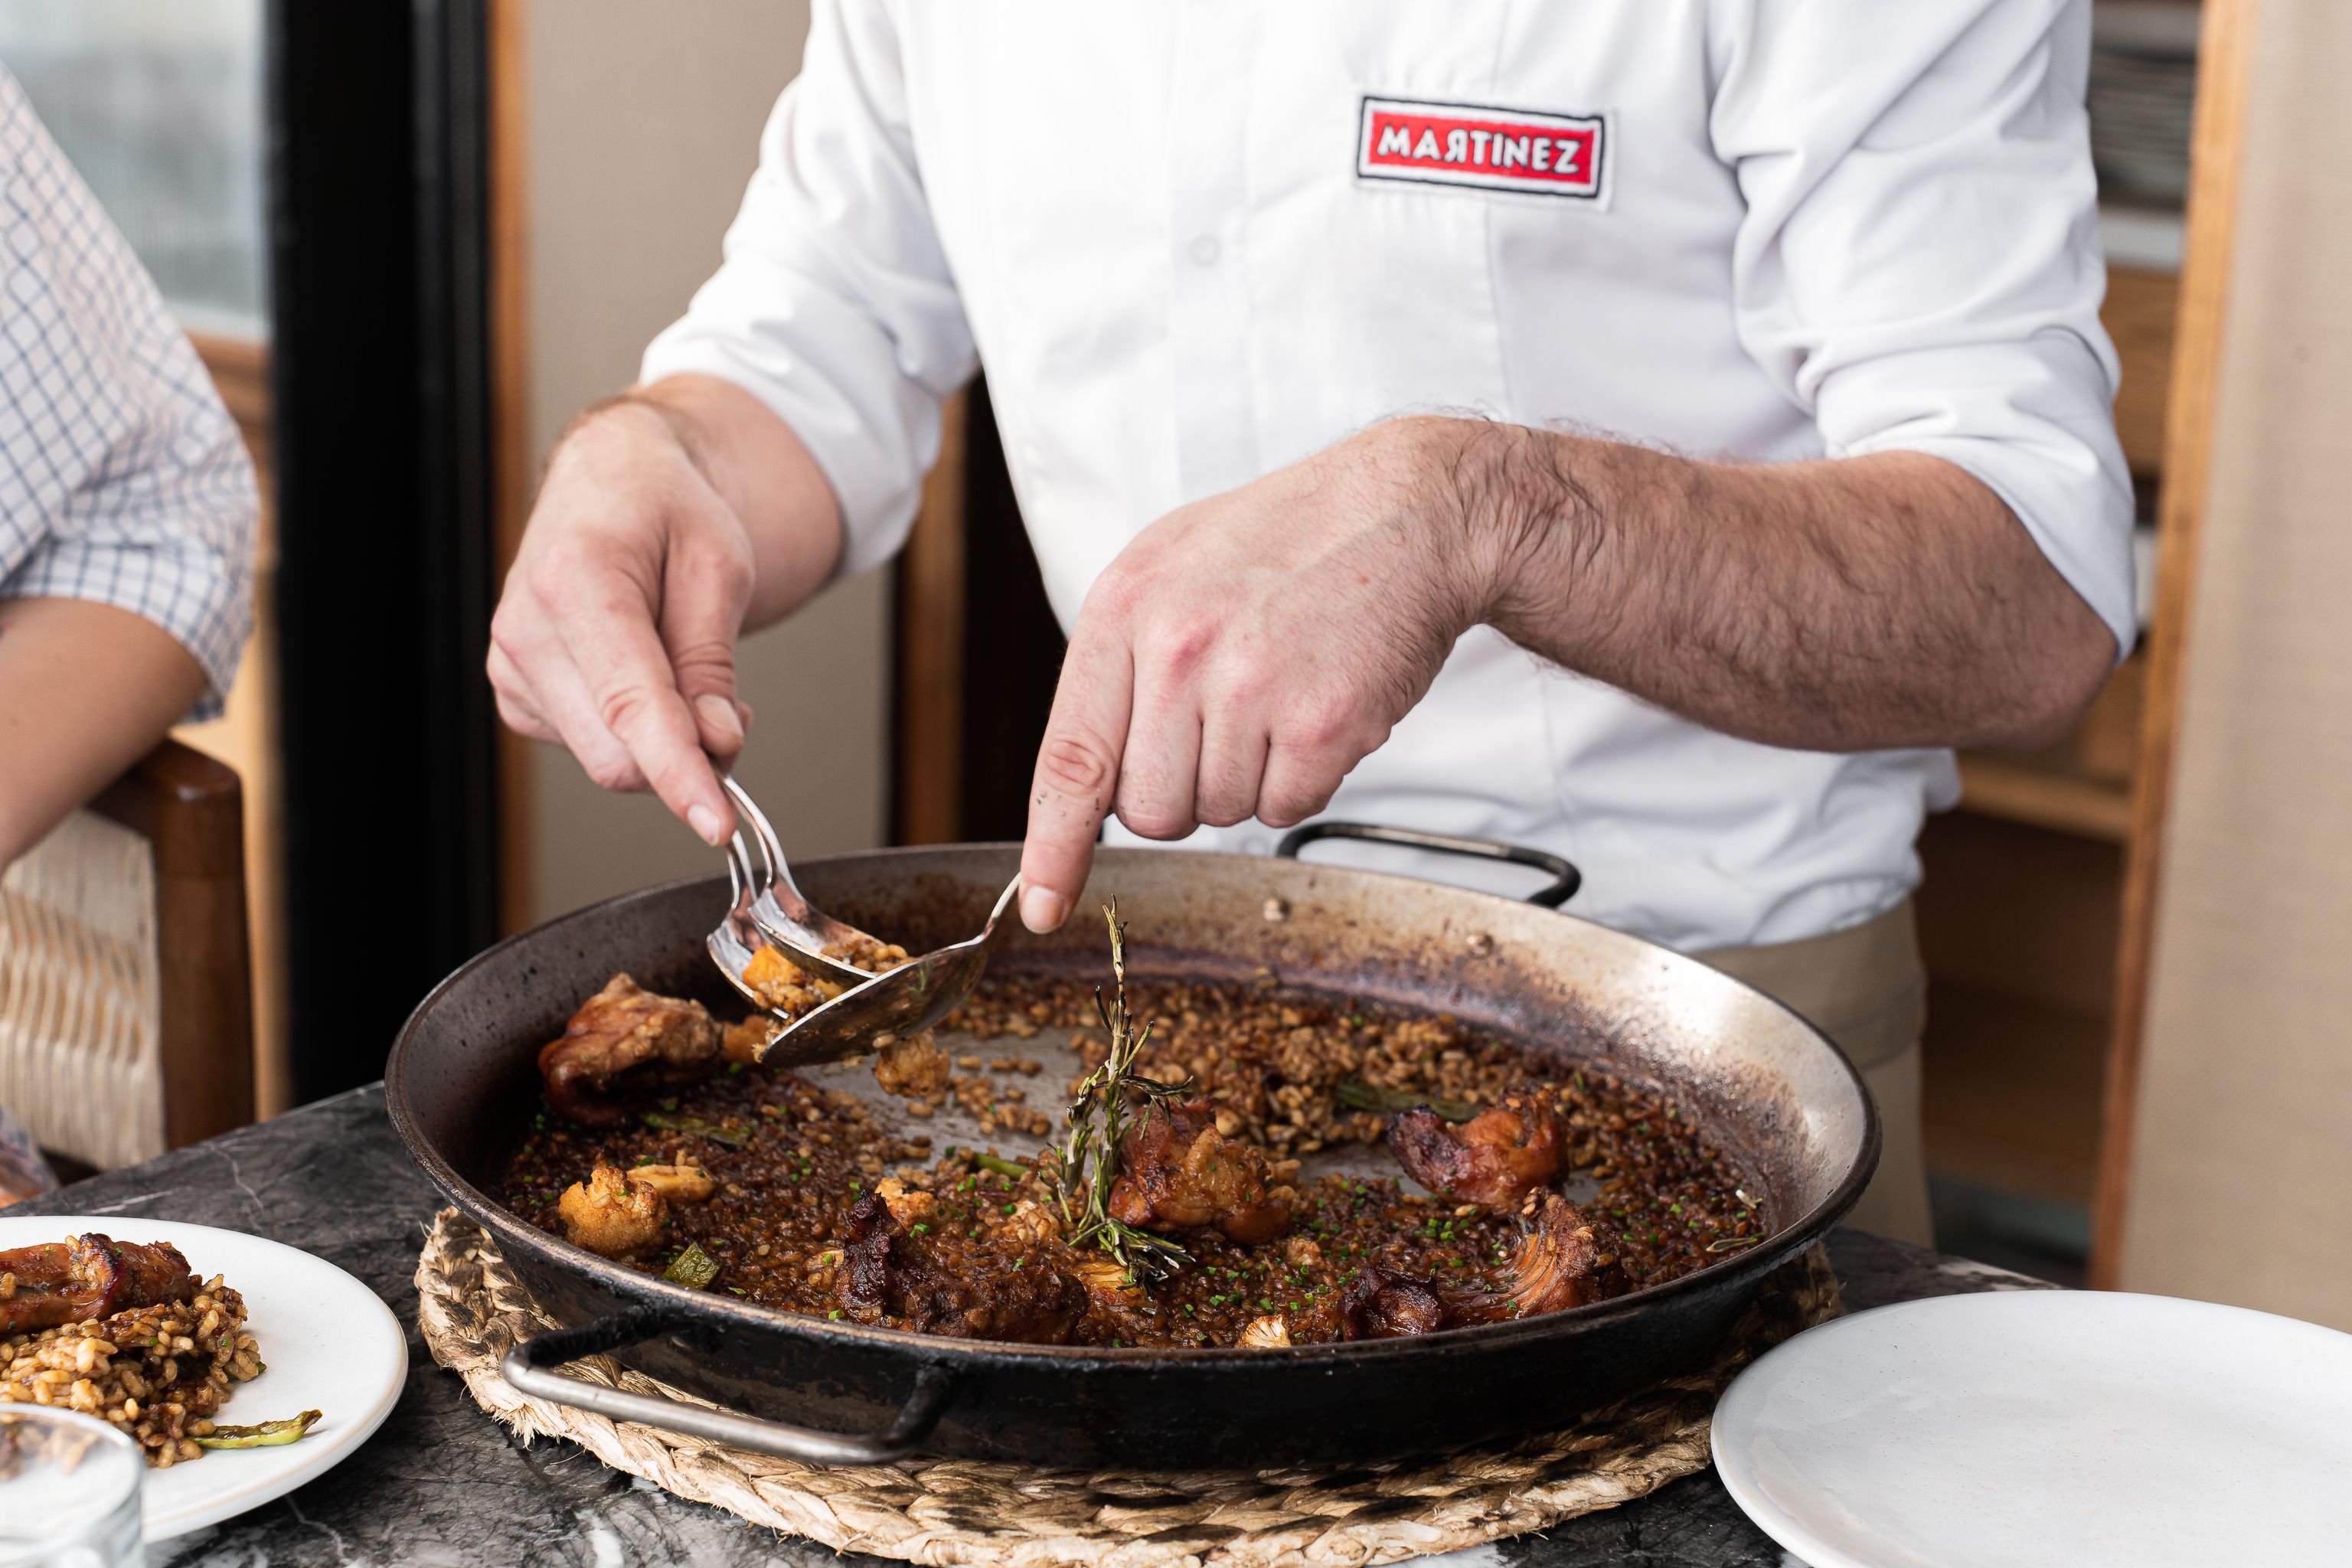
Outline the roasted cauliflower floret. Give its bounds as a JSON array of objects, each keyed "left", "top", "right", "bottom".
[
  {"left": 557, "top": 1165, "right": 670, "bottom": 1258},
  {"left": 871, "top": 1176, "right": 936, "bottom": 1227},
  {"left": 627, "top": 1158, "right": 715, "bottom": 1204},
  {"left": 872, "top": 1030, "right": 950, "bottom": 1099},
  {"left": 1240, "top": 1314, "right": 1292, "bottom": 1348}
]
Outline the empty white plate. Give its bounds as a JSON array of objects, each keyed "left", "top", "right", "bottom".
[
  {"left": 1712, "top": 1290, "right": 2352, "bottom": 1568},
  {"left": 0, "top": 1216, "right": 406, "bottom": 1544}
]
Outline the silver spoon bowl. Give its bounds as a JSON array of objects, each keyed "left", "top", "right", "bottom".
[{"left": 704, "top": 772, "right": 1022, "bottom": 1065}]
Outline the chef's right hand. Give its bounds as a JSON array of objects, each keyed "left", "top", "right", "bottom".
[{"left": 488, "top": 394, "right": 757, "bottom": 847}]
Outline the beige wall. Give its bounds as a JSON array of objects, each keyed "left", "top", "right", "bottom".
[
  {"left": 2117, "top": 0, "right": 2352, "bottom": 1326},
  {"left": 519, "top": 0, "right": 893, "bottom": 923}
]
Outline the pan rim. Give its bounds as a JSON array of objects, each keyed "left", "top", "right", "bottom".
[{"left": 386, "top": 844, "right": 1880, "bottom": 1365}]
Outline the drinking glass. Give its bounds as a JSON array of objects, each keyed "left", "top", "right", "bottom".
[{"left": 0, "top": 1408, "right": 144, "bottom": 1568}]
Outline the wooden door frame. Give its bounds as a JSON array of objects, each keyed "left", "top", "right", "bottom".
[
  {"left": 2092, "top": 0, "right": 2259, "bottom": 1289},
  {"left": 489, "top": 0, "right": 536, "bottom": 933}
]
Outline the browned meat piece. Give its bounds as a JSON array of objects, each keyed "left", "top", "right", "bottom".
[
  {"left": 1386, "top": 1086, "right": 1568, "bottom": 1210},
  {"left": 537, "top": 974, "right": 721, "bottom": 1126},
  {"left": 1107, "top": 1098, "right": 1291, "bottom": 1246},
  {"left": 1337, "top": 1260, "right": 1450, "bottom": 1340},
  {"left": 1503, "top": 1193, "right": 1627, "bottom": 1316},
  {"left": 0, "top": 1234, "right": 198, "bottom": 1334},
  {"left": 557, "top": 1165, "right": 671, "bottom": 1258},
  {"left": 835, "top": 1195, "right": 1084, "bottom": 1344}
]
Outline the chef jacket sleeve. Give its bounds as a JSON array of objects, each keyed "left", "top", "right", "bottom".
[
  {"left": 0, "top": 67, "right": 257, "bottom": 720},
  {"left": 1710, "top": 0, "right": 2137, "bottom": 657},
  {"left": 640, "top": 0, "right": 974, "bottom": 579}
]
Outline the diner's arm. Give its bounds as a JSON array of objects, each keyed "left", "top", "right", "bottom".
[{"left": 0, "top": 597, "right": 209, "bottom": 867}]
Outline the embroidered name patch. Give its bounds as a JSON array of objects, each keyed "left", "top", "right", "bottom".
[{"left": 1356, "top": 95, "right": 1607, "bottom": 201}]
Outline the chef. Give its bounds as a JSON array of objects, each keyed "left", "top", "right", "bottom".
[{"left": 489, "top": 1, "right": 2134, "bottom": 1243}]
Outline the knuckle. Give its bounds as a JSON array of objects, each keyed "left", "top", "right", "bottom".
[
  {"left": 1282, "top": 697, "right": 1356, "bottom": 756},
  {"left": 1146, "top": 615, "right": 1218, "bottom": 678},
  {"left": 1196, "top": 799, "right": 1251, "bottom": 830},
  {"left": 1116, "top": 804, "right": 1192, "bottom": 841},
  {"left": 1218, "top": 665, "right": 1272, "bottom": 711},
  {"left": 581, "top": 753, "right": 640, "bottom": 792},
  {"left": 1109, "top": 785, "right": 1194, "bottom": 846},
  {"left": 1086, "top": 562, "right": 1148, "bottom": 620},
  {"left": 522, "top": 550, "right": 582, "bottom": 606},
  {"left": 1036, "top": 731, "right": 1116, "bottom": 802},
  {"left": 594, "top": 681, "right": 662, "bottom": 743},
  {"left": 1259, "top": 788, "right": 1331, "bottom": 831},
  {"left": 667, "top": 637, "right": 737, "bottom": 693}
]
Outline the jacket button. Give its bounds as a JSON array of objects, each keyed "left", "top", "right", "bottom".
[{"left": 1187, "top": 234, "right": 1222, "bottom": 266}]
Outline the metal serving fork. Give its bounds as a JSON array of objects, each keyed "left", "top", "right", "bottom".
[{"left": 706, "top": 773, "right": 1023, "bottom": 1067}]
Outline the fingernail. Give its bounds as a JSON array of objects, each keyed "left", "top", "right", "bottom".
[
  {"left": 695, "top": 693, "right": 744, "bottom": 750},
  {"left": 688, "top": 803, "right": 729, "bottom": 845},
  {"left": 1021, "top": 887, "right": 1069, "bottom": 933}
]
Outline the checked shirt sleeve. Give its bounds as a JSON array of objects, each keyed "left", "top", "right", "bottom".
[{"left": 0, "top": 66, "right": 260, "bottom": 720}]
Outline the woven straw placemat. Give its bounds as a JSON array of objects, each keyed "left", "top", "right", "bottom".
[{"left": 416, "top": 1209, "right": 1837, "bottom": 1566}]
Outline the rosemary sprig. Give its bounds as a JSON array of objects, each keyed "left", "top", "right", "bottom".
[{"left": 1050, "top": 900, "right": 1193, "bottom": 1282}]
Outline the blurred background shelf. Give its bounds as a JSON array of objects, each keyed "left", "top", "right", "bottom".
[{"left": 1917, "top": 0, "right": 2201, "bottom": 1286}]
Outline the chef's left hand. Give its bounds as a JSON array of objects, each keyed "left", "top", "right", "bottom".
[{"left": 1018, "top": 419, "right": 1498, "bottom": 933}]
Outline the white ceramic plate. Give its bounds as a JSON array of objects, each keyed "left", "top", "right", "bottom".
[
  {"left": 0, "top": 1215, "right": 406, "bottom": 1544},
  {"left": 1712, "top": 1290, "right": 2352, "bottom": 1568}
]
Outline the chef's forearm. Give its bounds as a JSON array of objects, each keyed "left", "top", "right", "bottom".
[
  {"left": 0, "top": 597, "right": 208, "bottom": 867},
  {"left": 593, "top": 374, "right": 845, "bottom": 630},
  {"left": 1420, "top": 419, "right": 2117, "bottom": 753}
]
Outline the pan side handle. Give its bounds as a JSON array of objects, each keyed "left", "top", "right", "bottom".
[
  {"left": 1276, "top": 822, "right": 1582, "bottom": 909},
  {"left": 500, "top": 1308, "right": 959, "bottom": 1464}
]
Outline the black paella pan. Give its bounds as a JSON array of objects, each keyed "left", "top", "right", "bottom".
[{"left": 387, "top": 831, "right": 1877, "bottom": 1468}]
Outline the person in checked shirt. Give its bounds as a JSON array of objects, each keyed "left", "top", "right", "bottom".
[{"left": 0, "top": 64, "right": 258, "bottom": 868}]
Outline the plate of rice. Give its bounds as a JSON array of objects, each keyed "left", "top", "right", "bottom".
[{"left": 0, "top": 1216, "right": 405, "bottom": 1542}]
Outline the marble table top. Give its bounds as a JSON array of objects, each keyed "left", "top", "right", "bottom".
[{"left": 13, "top": 1086, "right": 2050, "bottom": 1567}]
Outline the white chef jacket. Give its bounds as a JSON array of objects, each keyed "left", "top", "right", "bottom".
[{"left": 645, "top": 0, "right": 2134, "bottom": 952}]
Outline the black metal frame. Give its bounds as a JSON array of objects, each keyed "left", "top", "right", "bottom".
[{"left": 268, "top": 1, "right": 500, "bottom": 1103}]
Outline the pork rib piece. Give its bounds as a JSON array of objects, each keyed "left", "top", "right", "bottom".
[
  {"left": 537, "top": 973, "right": 720, "bottom": 1127},
  {"left": 1386, "top": 1086, "right": 1568, "bottom": 1211},
  {"left": 0, "top": 1234, "right": 198, "bottom": 1334}
]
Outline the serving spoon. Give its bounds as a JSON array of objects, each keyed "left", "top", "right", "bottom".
[{"left": 706, "top": 772, "right": 1023, "bottom": 1066}]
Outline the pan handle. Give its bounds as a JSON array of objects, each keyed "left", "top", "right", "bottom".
[
  {"left": 500, "top": 1307, "right": 959, "bottom": 1464},
  {"left": 1276, "top": 822, "right": 1582, "bottom": 909}
]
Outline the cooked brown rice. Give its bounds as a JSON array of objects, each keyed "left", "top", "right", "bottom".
[{"left": 0, "top": 1275, "right": 263, "bottom": 1468}]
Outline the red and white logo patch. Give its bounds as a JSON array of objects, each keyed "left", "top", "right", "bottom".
[{"left": 1356, "top": 95, "right": 1609, "bottom": 203}]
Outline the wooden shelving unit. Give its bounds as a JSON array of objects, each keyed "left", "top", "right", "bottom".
[{"left": 1918, "top": 241, "right": 2179, "bottom": 1259}]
